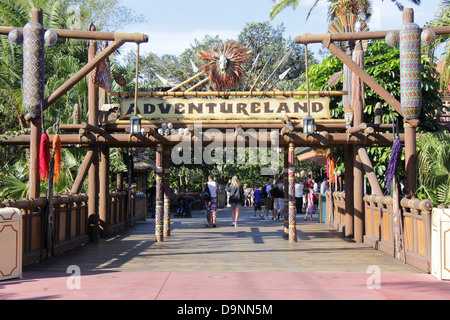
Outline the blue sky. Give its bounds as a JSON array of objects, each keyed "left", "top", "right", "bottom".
[{"left": 119, "top": 0, "right": 442, "bottom": 57}]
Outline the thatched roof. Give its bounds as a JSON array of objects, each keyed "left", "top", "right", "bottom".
[{"left": 131, "top": 149, "right": 156, "bottom": 172}]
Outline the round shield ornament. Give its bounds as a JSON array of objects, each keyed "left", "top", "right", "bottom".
[
  {"left": 421, "top": 28, "right": 436, "bottom": 46},
  {"left": 44, "top": 29, "right": 58, "bottom": 46},
  {"left": 385, "top": 31, "right": 400, "bottom": 47},
  {"left": 8, "top": 29, "right": 24, "bottom": 45}
]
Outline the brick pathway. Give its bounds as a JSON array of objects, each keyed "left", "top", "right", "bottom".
[{"left": 2, "top": 206, "right": 450, "bottom": 300}]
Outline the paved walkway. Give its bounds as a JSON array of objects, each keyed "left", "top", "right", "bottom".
[{"left": 2, "top": 206, "right": 450, "bottom": 300}]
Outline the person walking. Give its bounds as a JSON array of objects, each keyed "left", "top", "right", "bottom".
[
  {"left": 226, "top": 176, "right": 244, "bottom": 227},
  {"left": 205, "top": 175, "right": 219, "bottom": 227},
  {"left": 294, "top": 178, "right": 304, "bottom": 215},
  {"left": 252, "top": 184, "right": 263, "bottom": 219},
  {"left": 261, "top": 178, "right": 273, "bottom": 220},
  {"left": 305, "top": 188, "right": 314, "bottom": 221},
  {"left": 271, "top": 178, "right": 285, "bottom": 220}
]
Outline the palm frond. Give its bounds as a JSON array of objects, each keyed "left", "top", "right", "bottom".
[{"left": 270, "top": 0, "right": 299, "bottom": 20}]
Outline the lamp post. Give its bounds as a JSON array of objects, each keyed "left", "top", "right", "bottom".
[
  {"left": 303, "top": 115, "right": 315, "bottom": 134},
  {"left": 129, "top": 114, "right": 141, "bottom": 135},
  {"left": 303, "top": 44, "right": 315, "bottom": 134},
  {"left": 129, "top": 43, "right": 141, "bottom": 135}
]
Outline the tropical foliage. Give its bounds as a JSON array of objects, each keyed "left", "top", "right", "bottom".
[
  {"left": 417, "top": 131, "right": 450, "bottom": 205},
  {"left": 270, "top": 0, "right": 422, "bottom": 21},
  {"left": 0, "top": 0, "right": 145, "bottom": 200},
  {"left": 297, "top": 39, "right": 443, "bottom": 189},
  {"left": 424, "top": 0, "right": 450, "bottom": 92}
]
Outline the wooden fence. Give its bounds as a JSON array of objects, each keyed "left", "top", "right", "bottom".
[
  {"left": 0, "top": 190, "right": 142, "bottom": 267},
  {"left": 324, "top": 191, "right": 433, "bottom": 272}
]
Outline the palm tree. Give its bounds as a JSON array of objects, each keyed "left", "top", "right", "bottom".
[
  {"left": 270, "top": 0, "right": 421, "bottom": 22},
  {"left": 417, "top": 131, "right": 450, "bottom": 205},
  {"left": 425, "top": 0, "right": 450, "bottom": 92}
]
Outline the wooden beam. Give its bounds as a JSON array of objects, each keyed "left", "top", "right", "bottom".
[
  {"left": 109, "top": 90, "right": 347, "bottom": 98},
  {"left": 357, "top": 147, "right": 383, "bottom": 196},
  {"left": 0, "top": 26, "right": 148, "bottom": 43},
  {"left": 295, "top": 26, "right": 450, "bottom": 44},
  {"left": 1, "top": 132, "right": 405, "bottom": 147},
  {"left": 25, "top": 39, "right": 126, "bottom": 121},
  {"left": 325, "top": 42, "right": 403, "bottom": 117},
  {"left": 70, "top": 149, "right": 94, "bottom": 194}
]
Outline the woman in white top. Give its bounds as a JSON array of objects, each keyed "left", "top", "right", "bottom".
[
  {"left": 294, "top": 179, "right": 304, "bottom": 215},
  {"left": 205, "top": 175, "right": 219, "bottom": 227}
]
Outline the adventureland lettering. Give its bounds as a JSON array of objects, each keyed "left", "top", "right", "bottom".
[{"left": 119, "top": 97, "right": 331, "bottom": 120}]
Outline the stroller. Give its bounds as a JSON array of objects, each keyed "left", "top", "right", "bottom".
[{"left": 174, "top": 201, "right": 185, "bottom": 217}]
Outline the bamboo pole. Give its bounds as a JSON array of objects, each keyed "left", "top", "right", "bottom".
[
  {"left": 110, "top": 90, "right": 347, "bottom": 98},
  {"left": 167, "top": 71, "right": 206, "bottom": 92}
]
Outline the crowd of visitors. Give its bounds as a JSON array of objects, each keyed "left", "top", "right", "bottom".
[
  {"left": 150, "top": 175, "right": 330, "bottom": 228},
  {"left": 201, "top": 175, "right": 330, "bottom": 227}
]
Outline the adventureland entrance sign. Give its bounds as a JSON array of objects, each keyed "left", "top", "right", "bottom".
[{"left": 119, "top": 97, "right": 331, "bottom": 120}]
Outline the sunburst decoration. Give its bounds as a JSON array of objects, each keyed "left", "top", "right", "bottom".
[
  {"left": 198, "top": 41, "right": 251, "bottom": 91},
  {"left": 328, "top": 14, "right": 369, "bottom": 51}
]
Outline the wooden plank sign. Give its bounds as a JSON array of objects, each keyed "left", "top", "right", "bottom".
[{"left": 119, "top": 97, "right": 331, "bottom": 120}]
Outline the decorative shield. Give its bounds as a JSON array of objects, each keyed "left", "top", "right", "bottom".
[
  {"left": 400, "top": 23, "right": 422, "bottom": 119},
  {"left": 23, "top": 22, "right": 44, "bottom": 118}
]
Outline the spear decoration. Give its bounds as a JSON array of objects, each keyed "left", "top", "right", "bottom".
[
  {"left": 267, "top": 67, "right": 291, "bottom": 90},
  {"left": 250, "top": 51, "right": 274, "bottom": 91},
  {"left": 258, "top": 48, "right": 293, "bottom": 91},
  {"left": 152, "top": 53, "right": 181, "bottom": 83},
  {"left": 171, "top": 55, "right": 189, "bottom": 79},
  {"left": 243, "top": 52, "right": 260, "bottom": 88},
  {"left": 190, "top": 58, "right": 199, "bottom": 73}
]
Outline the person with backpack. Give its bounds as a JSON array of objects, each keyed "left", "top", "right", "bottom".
[
  {"left": 271, "top": 178, "right": 285, "bottom": 220},
  {"left": 226, "top": 176, "right": 244, "bottom": 227},
  {"left": 261, "top": 178, "right": 273, "bottom": 220},
  {"left": 203, "top": 175, "right": 219, "bottom": 227}
]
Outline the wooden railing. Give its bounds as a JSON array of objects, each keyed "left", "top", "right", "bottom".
[
  {"left": 1, "top": 190, "right": 140, "bottom": 267},
  {"left": 324, "top": 191, "right": 433, "bottom": 273},
  {"left": 364, "top": 195, "right": 433, "bottom": 272}
]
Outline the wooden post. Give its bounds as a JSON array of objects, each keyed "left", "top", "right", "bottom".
[
  {"left": 283, "top": 147, "right": 289, "bottom": 237},
  {"left": 288, "top": 143, "right": 297, "bottom": 242},
  {"left": 344, "top": 145, "right": 354, "bottom": 237},
  {"left": 402, "top": 9, "right": 418, "bottom": 197},
  {"left": 87, "top": 26, "right": 99, "bottom": 241},
  {"left": 353, "top": 150, "right": 364, "bottom": 243},
  {"left": 99, "top": 145, "right": 110, "bottom": 236},
  {"left": 404, "top": 120, "right": 418, "bottom": 196},
  {"left": 163, "top": 147, "right": 171, "bottom": 237},
  {"left": 28, "top": 8, "right": 43, "bottom": 199},
  {"left": 155, "top": 145, "right": 164, "bottom": 242}
]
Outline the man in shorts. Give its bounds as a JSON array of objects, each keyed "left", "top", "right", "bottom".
[{"left": 271, "top": 178, "right": 285, "bottom": 220}]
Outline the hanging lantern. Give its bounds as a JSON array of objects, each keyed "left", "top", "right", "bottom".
[
  {"left": 303, "top": 115, "right": 315, "bottom": 134},
  {"left": 129, "top": 115, "right": 141, "bottom": 135}
]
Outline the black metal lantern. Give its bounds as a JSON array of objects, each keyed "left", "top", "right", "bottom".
[
  {"left": 303, "top": 115, "right": 315, "bottom": 134},
  {"left": 129, "top": 115, "right": 141, "bottom": 135}
]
